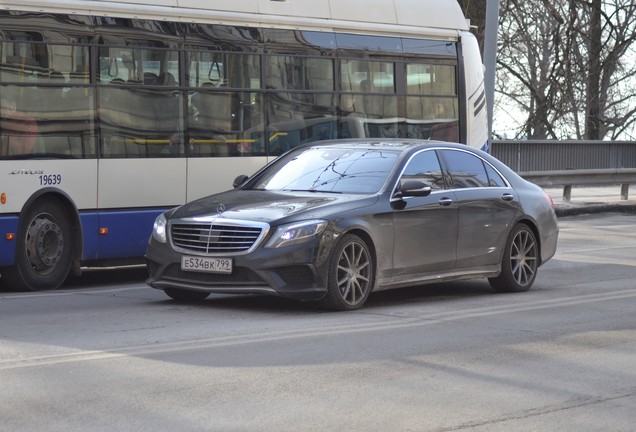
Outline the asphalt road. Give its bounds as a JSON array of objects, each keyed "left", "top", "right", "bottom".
[{"left": 1, "top": 213, "right": 635, "bottom": 432}]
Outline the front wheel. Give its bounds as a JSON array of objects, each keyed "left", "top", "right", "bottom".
[
  {"left": 320, "top": 234, "right": 374, "bottom": 311},
  {"left": 489, "top": 224, "right": 539, "bottom": 293}
]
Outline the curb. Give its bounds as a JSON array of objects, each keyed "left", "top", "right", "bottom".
[{"left": 555, "top": 203, "right": 636, "bottom": 217}]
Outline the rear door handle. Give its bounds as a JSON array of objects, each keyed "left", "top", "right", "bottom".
[
  {"left": 438, "top": 197, "right": 454, "bottom": 206},
  {"left": 501, "top": 193, "right": 515, "bottom": 202}
]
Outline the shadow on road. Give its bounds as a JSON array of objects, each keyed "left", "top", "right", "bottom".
[{"left": 147, "top": 279, "right": 497, "bottom": 314}]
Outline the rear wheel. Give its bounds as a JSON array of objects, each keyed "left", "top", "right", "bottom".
[
  {"left": 489, "top": 224, "right": 538, "bottom": 293},
  {"left": 164, "top": 288, "right": 210, "bottom": 302},
  {"left": 3, "top": 200, "right": 73, "bottom": 291},
  {"left": 320, "top": 234, "right": 374, "bottom": 311}
]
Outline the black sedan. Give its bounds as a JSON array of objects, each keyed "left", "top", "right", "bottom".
[{"left": 146, "top": 140, "right": 559, "bottom": 311}]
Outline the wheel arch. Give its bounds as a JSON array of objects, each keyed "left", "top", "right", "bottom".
[
  {"left": 340, "top": 227, "right": 377, "bottom": 279},
  {"left": 514, "top": 218, "right": 542, "bottom": 266}
]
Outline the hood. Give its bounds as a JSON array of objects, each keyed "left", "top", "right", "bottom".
[{"left": 171, "top": 190, "right": 378, "bottom": 223}]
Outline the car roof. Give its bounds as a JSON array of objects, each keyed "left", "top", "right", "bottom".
[{"left": 303, "top": 139, "right": 472, "bottom": 153}]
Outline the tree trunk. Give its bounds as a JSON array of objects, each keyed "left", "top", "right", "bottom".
[{"left": 585, "top": 0, "right": 603, "bottom": 139}]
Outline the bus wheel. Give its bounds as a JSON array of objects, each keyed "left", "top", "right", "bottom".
[{"left": 5, "top": 200, "right": 73, "bottom": 291}]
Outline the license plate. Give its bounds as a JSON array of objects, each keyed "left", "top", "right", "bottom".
[{"left": 181, "top": 256, "right": 233, "bottom": 273}]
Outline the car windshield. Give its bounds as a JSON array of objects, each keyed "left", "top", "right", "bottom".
[{"left": 250, "top": 146, "right": 400, "bottom": 194}]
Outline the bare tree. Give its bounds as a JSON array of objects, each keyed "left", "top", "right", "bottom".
[
  {"left": 463, "top": 0, "right": 636, "bottom": 140},
  {"left": 458, "top": 0, "right": 487, "bottom": 54},
  {"left": 570, "top": 0, "right": 636, "bottom": 139},
  {"left": 492, "top": 0, "right": 567, "bottom": 139}
]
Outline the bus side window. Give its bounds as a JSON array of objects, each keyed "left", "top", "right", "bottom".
[
  {"left": 0, "top": 95, "right": 39, "bottom": 156},
  {"left": 100, "top": 80, "right": 130, "bottom": 157},
  {"left": 190, "top": 90, "right": 232, "bottom": 155}
]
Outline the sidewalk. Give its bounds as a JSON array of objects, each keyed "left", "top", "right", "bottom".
[{"left": 543, "top": 185, "right": 636, "bottom": 217}]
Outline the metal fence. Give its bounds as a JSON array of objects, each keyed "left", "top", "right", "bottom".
[{"left": 490, "top": 140, "right": 636, "bottom": 172}]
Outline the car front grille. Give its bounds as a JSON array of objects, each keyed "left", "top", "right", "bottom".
[{"left": 170, "top": 221, "right": 265, "bottom": 254}]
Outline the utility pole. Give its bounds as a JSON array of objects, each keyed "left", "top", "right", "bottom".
[{"left": 484, "top": 0, "right": 500, "bottom": 143}]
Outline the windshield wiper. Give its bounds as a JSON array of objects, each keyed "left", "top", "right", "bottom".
[{"left": 281, "top": 189, "right": 343, "bottom": 194}]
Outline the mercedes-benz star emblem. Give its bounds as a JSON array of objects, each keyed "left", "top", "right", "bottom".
[{"left": 216, "top": 203, "right": 226, "bottom": 214}]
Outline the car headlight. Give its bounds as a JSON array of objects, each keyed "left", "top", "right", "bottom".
[
  {"left": 265, "top": 220, "right": 328, "bottom": 248},
  {"left": 152, "top": 212, "right": 168, "bottom": 243}
]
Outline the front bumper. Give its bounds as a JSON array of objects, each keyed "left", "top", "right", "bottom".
[{"left": 145, "top": 235, "right": 331, "bottom": 301}]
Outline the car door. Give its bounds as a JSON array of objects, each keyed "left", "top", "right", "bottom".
[
  {"left": 390, "top": 149, "right": 458, "bottom": 280},
  {"left": 439, "top": 149, "right": 519, "bottom": 269}
]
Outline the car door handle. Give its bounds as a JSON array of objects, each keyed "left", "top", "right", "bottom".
[
  {"left": 501, "top": 193, "right": 515, "bottom": 201},
  {"left": 438, "top": 197, "right": 454, "bottom": 206}
]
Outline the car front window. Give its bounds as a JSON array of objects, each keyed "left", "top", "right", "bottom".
[
  {"left": 251, "top": 147, "right": 400, "bottom": 194},
  {"left": 401, "top": 150, "right": 445, "bottom": 189}
]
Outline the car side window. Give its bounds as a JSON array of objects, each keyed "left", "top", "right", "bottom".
[
  {"left": 440, "top": 149, "right": 490, "bottom": 188},
  {"left": 484, "top": 162, "right": 508, "bottom": 187},
  {"left": 402, "top": 150, "right": 445, "bottom": 189}
]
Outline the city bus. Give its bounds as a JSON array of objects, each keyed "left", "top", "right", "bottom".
[{"left": 0, "top": 0, "right": 489, "bottom": 291}]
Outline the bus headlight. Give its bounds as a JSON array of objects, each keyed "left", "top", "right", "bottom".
[
  {"left": 265, "top": 220, "right": 327, "bottom": 249},
  {"left": 152, "top": 213, "right": 168, "bottom": 243}
]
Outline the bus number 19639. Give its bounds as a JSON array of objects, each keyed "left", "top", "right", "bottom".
[{"left": 39, "top": 174, "right": 62, "bottom": 186}]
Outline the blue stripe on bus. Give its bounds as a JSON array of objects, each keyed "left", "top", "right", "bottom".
[
  {"left": 0, "top": 215, "right": 19, "bottom": 266},
  {"left": 81, "top": 208, "right": 168, "bottom": 260},
  {"left": 0, "top": 209, "right": 168, "bottom": 267}
]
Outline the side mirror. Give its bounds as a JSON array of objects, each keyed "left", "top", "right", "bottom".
[
  {"left": 399, "top": 180, "right": 432, "bottom": 197},
  {"left": 233, "top": 174, "right": 249, "bottom": 189}
]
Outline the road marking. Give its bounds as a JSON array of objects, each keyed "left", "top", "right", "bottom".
[
  {"left": 1, "top": 288, "right": 635, "bottom": 371},
  {"left": 0, "top": 286, "right": 148, "bottom": 300}
]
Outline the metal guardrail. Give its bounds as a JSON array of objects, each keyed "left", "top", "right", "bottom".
[
  {"left": 519, "top": 168, "right": 636, "bottom": 201},
  {"left": 490, "top": 140, "right": 636, "bottom": 201},
  {"left": 491, "top": 140, "right": 636, "bottom": 171}
]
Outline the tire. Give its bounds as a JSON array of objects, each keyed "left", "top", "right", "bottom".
[
  {"left": 3, "top": 200, "right": 73, "bottom": 291},
  {"left": 320, "top": 234, "right": 374, "bottom": 311},
  {"left": 489, "top": 224, "right": 539, "bottom": 293},
  {"left": 164, "top": 288, "right": 210, "bottom": 302}
]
